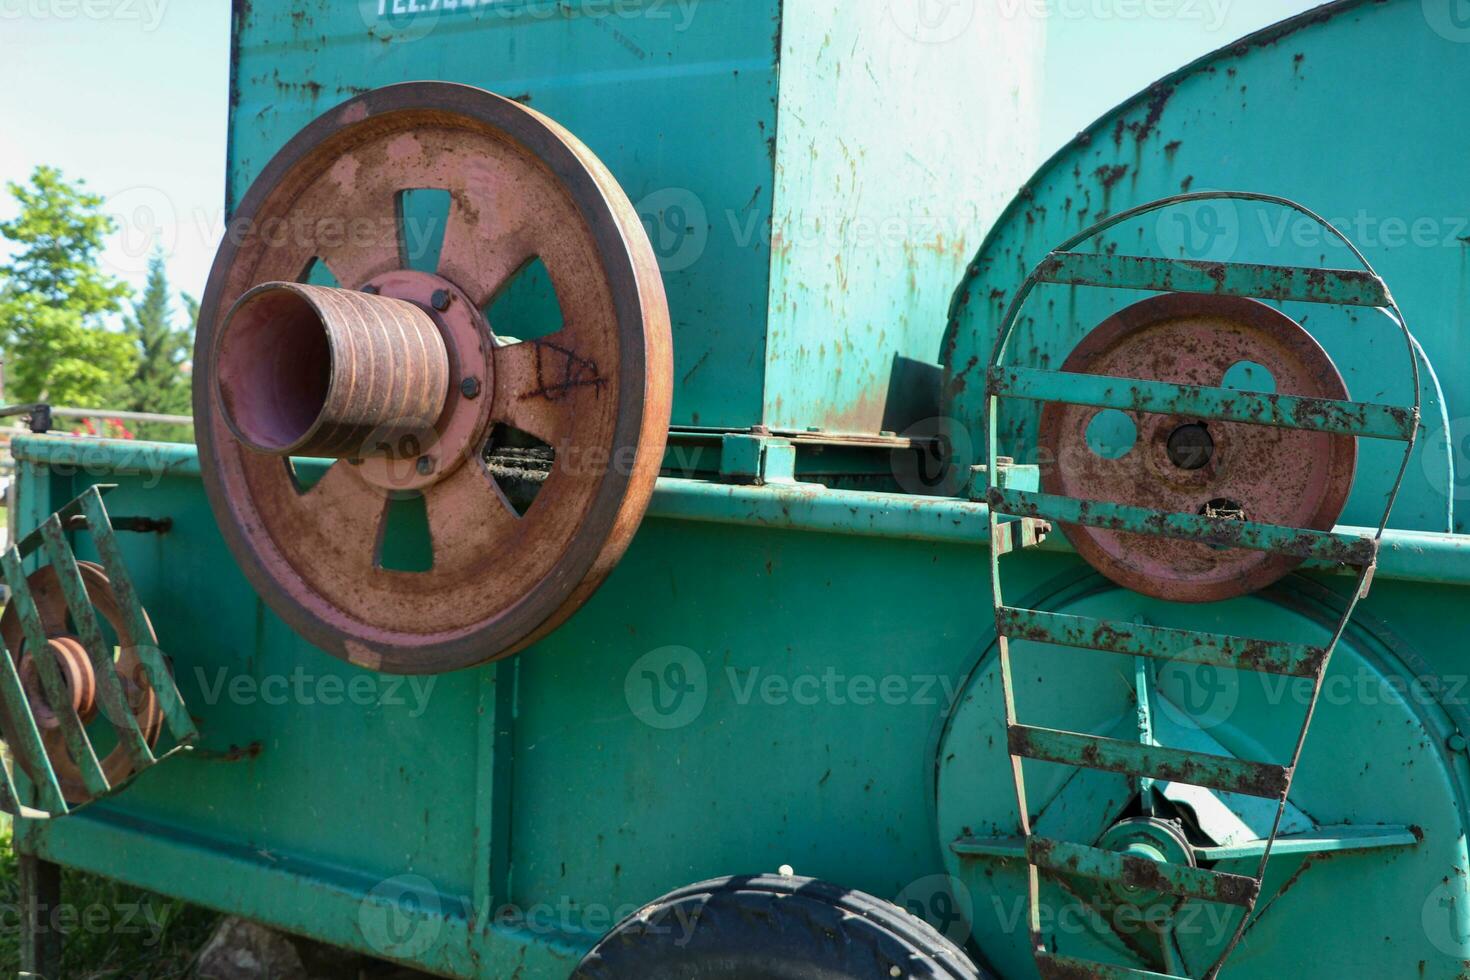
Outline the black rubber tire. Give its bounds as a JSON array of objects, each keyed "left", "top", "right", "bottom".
[{"left": 571, "top": 874, "right": 988, "bottom": 980}]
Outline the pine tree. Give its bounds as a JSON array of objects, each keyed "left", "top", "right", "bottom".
[{"left": 123, "top": 251, "right": 195, "bottom": 441}]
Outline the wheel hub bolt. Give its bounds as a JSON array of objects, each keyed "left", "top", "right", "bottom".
[
  {"left": 431, "top": 289, "right": 452, "bottom": 311},
  {"left": 460, "top": 376, "right": 482, "bottom": 400},
  {"left": 416, "top": 456, "right": 435, "bottom": 476}
]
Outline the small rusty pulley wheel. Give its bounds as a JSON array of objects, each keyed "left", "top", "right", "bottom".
[
  {"left": 1038, "top": 294, "right": 1357, "bottom": 603},
  {"left": 0, "top": 562, "right": 163, "bottom": 805},
  {"left": 195, "top": 82, "right": 672, "bottom": 673}
]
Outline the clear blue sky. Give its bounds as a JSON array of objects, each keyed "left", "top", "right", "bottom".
[{"left": 0, "top": 0, "right": 1322, "bottom": 309}]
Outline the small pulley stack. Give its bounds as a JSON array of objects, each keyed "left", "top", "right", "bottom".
[
  {"left": 0, "top": 486, "right": 196, "bottom": 818},
  {"left": 983, "top": 193, "right": 1421, "bottom": 979}
]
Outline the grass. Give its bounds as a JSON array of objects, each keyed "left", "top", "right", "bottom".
[{"left": 0, "top": 816, "right": 220, "bottom": 978}]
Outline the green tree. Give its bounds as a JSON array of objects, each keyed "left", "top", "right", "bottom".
[
  {"left": 0, "top": 166, "right": 136, "bottom": 407},
  {"left": 124, "top": 250, "right": 192, "bottom": 422}
]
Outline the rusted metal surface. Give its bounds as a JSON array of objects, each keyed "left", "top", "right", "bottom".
[
  {"left": 0, "top": 563, "right": 163, "bottom": 806},
  {"left": 1006, "top": 724, "right": 1291, "bottom": 800},
  {"left": 194, "top": 83, "right": 672, "bottom": 674},
  {"left": 989, "top": 488, "right": 1375, "bottom": 565},
  {"left": 995, "top": 606, "right": 1325, "bottom": 678},
  {"left": 992, "top": 366, "right": 1414, "bottom": 441},
  {"left": 18, "top": 638, "right": 97, "bottom": 729},
  {"left": 1026, "top": 836, "right": 1260, "bottom": 908},
  {"left": 1035, "top": 252, "right": 1392, "bottom": 308},
  {"left": 213, "top": 281, "right": 449, "bottom": 458},
  {"left": 1036, "top": 293, "right": 1359, "bottom": 603}
]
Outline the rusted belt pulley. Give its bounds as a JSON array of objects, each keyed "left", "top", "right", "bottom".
[
  {"left": 0, "top": 562, "right": 163, "bottom": 805},
  {"left": 1037, "top": 292, "right": 1358, "bottom": 602},
  {"left": 194, "top": 82, "right": 673, "bottom": 673}
]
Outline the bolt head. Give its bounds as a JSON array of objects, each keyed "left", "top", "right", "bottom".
[
  {"left": 431, "top": 289, "right": 452, "bottom": 311},
  {"left": 416, "top": 455, "right": 435, "bottom": 476},
  {"left": 460, "top": 376, "right": 482, "bottom": 400},
  {"left": 361, "top": 285, "right": 380, "bottom": 295}
]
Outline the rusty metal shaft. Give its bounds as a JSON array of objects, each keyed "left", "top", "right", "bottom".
[{"left": 212, "top": 282, "right": 449, "bottom": 458}]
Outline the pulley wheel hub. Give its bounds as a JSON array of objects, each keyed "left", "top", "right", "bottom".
[
  {"left": 1038, "top": 294, "right": 1356, "bottom": 602},
  {"left": 1097, "top": 818, "right": 1195, "bottom": 913},
  {"left": 195, "top": 82, "right": 672, "bottom": 673}
]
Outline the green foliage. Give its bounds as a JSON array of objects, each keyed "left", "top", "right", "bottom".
[
  {"left": 0, "top": 166, "right": 136, "bottom": 407},
  {"left": 122, "top": 251, "right": 194, "bottom": 441},
  {"left": 0, "top": 819, "right": 220, "bottom": 979}
]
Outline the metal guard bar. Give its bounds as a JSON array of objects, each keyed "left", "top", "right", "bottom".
[
  {"left": 996, "top": 606, "right": 1326, "bottom": 678},
  {"left": 989, "top": 487, "right": 1378, "bottom": 566},
  {"left": 1026, "top": 837, "right": 1260, "bottom": 907},
  {"left": 1007, "top": 725, "right": 1290, "bottom": 800},
  {"left": 1035, "top": 251, "right": 1392, "bottom": 307},
  {"left": 989, "top": 365, "right": 1416, "bottom": 441}
]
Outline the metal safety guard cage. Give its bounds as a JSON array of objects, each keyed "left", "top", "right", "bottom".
[
  {"left": 0, "top": 484, "right": 197, "bottom": 819},
  {"left": 982, "top": 192, "right": 1423, "bottom": 980}
]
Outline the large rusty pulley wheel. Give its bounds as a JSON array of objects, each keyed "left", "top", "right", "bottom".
[
  {"left": 195, "top": 83, "right": 672, "bottom": 673},
  {"left": 1038, "top": 293, "right": 1357, "bottom": 603},
  {"left": 0, "top": 562, "right": 163, "bottom": 805}
]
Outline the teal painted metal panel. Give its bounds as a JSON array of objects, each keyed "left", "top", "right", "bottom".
[
  {"left": 944, "top": 0, "right": 1467, "bottom": 534},
  {"left": 9, "top": 430, "right": 1470, "bottom": 976},
  {"left": 763, "top": 0, "right": 1043, "bottom": 434},
  {"left": 229, "top": 0, "right": 781, "bottom": 429}
]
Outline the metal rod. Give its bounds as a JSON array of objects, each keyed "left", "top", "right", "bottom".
[{"left": 48, "top": 408, "right": 193, "bottom": 425}]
